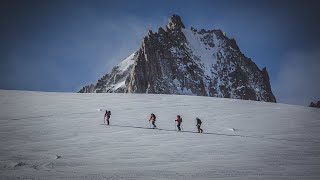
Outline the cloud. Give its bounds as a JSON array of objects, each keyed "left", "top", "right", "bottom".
[{"left": 273, "top": 49, "right": 320, "bottom": 105}]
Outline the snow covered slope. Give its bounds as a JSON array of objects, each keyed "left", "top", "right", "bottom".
[{"left": 0, "top": 90, "right": 319, "bottom": 179}]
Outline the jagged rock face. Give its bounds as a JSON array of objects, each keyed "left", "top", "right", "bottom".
[
  {"left": 91, "top": 52, "right": 138, "bottom": 93},
  {"left": 79, "top": 14, "right": 277, "bottom": 103}
]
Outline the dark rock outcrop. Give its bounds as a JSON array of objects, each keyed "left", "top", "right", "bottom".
[
  {"left": 79, "top": 84, "right": 95, "bottom": 93},
  {"left": 309, "top": 101, "right": 320, "bottom": 108}
]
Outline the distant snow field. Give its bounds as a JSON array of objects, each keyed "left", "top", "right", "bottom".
[{"left": 0, "top": 90, "right": 319, "bottom": 179}]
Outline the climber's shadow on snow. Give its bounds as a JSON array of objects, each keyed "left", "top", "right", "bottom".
[
  {"left": 102, "top": 124, "right": 320, "bottom": 144},
  {"left": 3, "top": 111, "right": 97, "bottom": 121},
  {"left": 102, "top": 124, "right": 243, "bottom": 137}
]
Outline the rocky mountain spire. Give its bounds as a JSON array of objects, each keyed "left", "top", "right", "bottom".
[
  {"left": 79, "top": 14, "right": 277, "bottom": 103},
  {"left": 166, "top": 14, "right": 185, "bottom": 30}
]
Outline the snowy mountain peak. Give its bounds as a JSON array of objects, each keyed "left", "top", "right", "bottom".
[{"left": 79, "top": 15, "right": 277, "bottom": 103}]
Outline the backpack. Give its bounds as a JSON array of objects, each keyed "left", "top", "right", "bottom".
[
  {"left": 153, "top": 114, "right": 156, "bottom": 121},
  {"left": 108, "top": 111, "right": 111, "bottom": 117}
]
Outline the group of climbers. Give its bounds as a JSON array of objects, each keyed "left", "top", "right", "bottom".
[
  {"left": 149, "top": 113, "right": 203, "bottom": 133},
  {"left": 103, "top": 110, "right": 203, "bottom": 133}
]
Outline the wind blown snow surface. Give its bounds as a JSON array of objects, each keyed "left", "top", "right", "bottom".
[{"left": 0, "top": 90, "right": 320, "bottom": 179}]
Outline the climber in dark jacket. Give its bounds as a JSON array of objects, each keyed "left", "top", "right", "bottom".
[{"left": 196, "top": 117, "right": 203, "bottom": 133}]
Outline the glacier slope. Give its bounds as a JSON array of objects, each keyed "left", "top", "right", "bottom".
[{"left": 0, "top": 90, "right": 319, "bottom": 179}]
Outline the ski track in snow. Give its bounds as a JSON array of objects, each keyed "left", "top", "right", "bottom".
[{"left": 0, "top": 90, "right": 320, "bottom": 179}]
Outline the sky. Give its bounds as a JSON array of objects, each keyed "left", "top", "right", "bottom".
[{"left": 0, "top": 0, "right": 319, "bottom": 105}]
